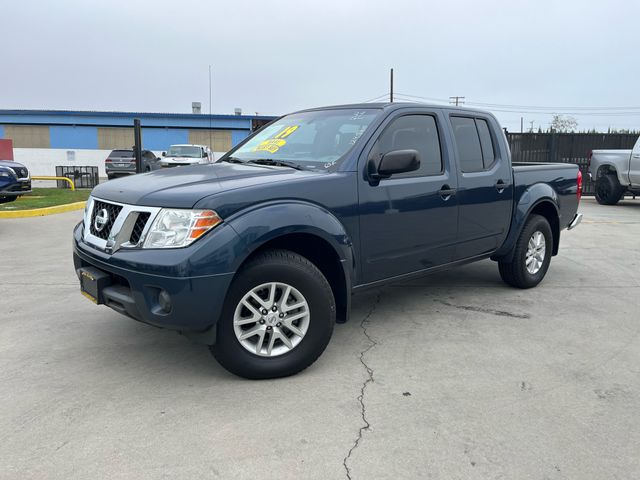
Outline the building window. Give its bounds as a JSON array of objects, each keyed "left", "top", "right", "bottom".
[
  {"left": 3, "top": 125, "right": 50, "bottom": 148},
  {"left": 98, "top": 127, "right": 135, "bottom": 150},
  {"left": 189, "top": 129, "right": 232, "bottom": 152}
]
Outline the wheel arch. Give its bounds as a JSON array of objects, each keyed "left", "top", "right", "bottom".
[
  {"left": 493, "top": 185, "right": 561, "bottom": 262},
  {"left": 596, "top": 163, "right": 618, "bottom": 179},
  {"left": 226, "top": 202, "right": 354, "bottom": 323},
  {"left": 528, "top": 201, "right": 560, "bottom": 256}
]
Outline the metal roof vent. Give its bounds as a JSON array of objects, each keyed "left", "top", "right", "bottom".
[
  {"left": 234, "top": 108, "right": 242, "bottom": 116},
  {"left": 192, "top": 102, "right": 202, "bottom": 114}
]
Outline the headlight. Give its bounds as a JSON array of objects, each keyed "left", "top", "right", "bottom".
[{"left": 143, "top": 209, "right": 222, "bottom": 248}]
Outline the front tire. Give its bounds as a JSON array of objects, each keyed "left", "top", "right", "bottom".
[
  {"left": 595, "top": 174, "right": 624, "bottom": 205},
  {"left": 211, "top": 249, "right": 335, "bottom": 379},
  {"left": 498, "top": 214, "right": 553, "bottom": 289},
  {"left": 0, "top": 196, "right": 16, "bottom": 204}
]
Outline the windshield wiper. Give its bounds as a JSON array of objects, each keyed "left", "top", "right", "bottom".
[
  {"left": 246, "top": 159, "right": 305, "bottom": 170},
  {"left": 219, "top": 156, "right": 245, "bottom": 164}
]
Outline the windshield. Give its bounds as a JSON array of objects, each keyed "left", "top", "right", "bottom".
[
  {"left": 167, "top": 146, "right": 203, "bottom": 158},
  {"left": 229, "top": 108, "right": 379, "bottom": 170}
]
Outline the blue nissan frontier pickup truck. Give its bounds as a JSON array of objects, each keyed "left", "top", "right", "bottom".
[{"left": 73, "top": 103, "right": 583, "bottom": 378}]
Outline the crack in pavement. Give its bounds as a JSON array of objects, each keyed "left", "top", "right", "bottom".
[
  {"left": 343, "top": 291, "right": 382, "bottom": 480},
  {"left": 436, "top": 300, "right": 530, "bottom": 319}
]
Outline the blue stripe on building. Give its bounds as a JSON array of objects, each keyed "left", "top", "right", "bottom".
[
  {"left": 50, "top": 125, "right": 98, "bottom": 149},
  {"left": 0, "top": 110, "right": 274, "bottom": 129},
  {"left": 231, "top": 129, "right": 249, "bottom": 146},
  {"left": 142, "top": 128, "right": 189, "bottom": 150},
  {"left": 0, "top": 109, "right": 276, "bottom": 150}
]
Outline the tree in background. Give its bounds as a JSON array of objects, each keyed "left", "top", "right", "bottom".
[{"left": 549, "top": 115, "right": 578, "bottom": 133}]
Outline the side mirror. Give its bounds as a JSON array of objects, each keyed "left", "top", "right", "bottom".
[
  {"left": 369, "top": 149, "right": 420, "bottom": 181},
  {"left": 162, "top": 151, "right": 166, "bottom": 157}
]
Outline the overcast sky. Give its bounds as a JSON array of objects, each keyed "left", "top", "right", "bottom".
[{"left": 2, "top": 0, "right": 639, "bottom": 132}]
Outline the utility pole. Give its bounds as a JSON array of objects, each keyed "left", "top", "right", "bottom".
[
  {"left": 133, "top": 119, "right": 142, "bottom": 173},
  {"left": 208, "top": 65, "right": 212, "bottom": 151},
  {"left": 389, "top": 68, "right": 394, "bottom": 103},
  {"left": 520, "top": 117, "right": 524, "bottom": 134},
  {"left": 529, "top": 120, "right": 535, "bottom": 133},
  {"left": 449, "top": 96, "right": 465, "bottom": 106}
]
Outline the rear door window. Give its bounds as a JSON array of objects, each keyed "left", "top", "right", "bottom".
[
  {"left": 451, "top": 116, "right": 497, "bottom": 172},
  {"left": 475, "top": 119, "right": 495, "bottom": 168},
  {"left": 450, "top": 116, "right": 483, "bottom": 172}
]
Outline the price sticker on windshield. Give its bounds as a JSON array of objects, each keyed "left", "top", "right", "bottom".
[{"left": 254, "top": 125, "right": 299, "bottom": 153}]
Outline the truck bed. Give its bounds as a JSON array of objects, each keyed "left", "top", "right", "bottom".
[{"left": 512, "top": 162, "right": 580, "bottom": 230}]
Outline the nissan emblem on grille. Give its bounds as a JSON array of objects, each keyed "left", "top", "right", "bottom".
[{"left": 94, "top": 209, "right": 109, "bottom": 232}]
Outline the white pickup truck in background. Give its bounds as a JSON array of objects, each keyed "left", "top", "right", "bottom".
[
  {"left": 589, "top": 136, "right": 640, "bottom": 205},
  {"left": 158, "top": 144, "right": 214, "bottom": 168}
]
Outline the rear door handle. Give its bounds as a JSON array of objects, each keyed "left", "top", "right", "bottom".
[
  {"left": 495, "top": 179, "right": 508, "bottom": 193},
  {"left": 438, "top": 185, "right": 456, "bottom": 200}
]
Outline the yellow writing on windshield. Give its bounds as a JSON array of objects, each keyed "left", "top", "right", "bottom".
[
  {"left": 254, "top": 139, "right": 287, "bottom": 154},
  {"left": 254, "top": 125, "right": 299, "bottom": 153},
  {"left": 274, "top": 126, "right": 299, "bottom": 139}
]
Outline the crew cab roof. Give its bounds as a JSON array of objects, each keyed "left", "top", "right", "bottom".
[{"left": 293, "top": 102, "right": 496, "bottom": 117}]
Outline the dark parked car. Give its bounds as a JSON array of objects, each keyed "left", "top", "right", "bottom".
[
  {"left": 0, "top": 161, "right": 31, "bottom": 204},
  {"left": 105, "top": 149, "right": 158, "bottom": 180},
  {"left": 74, "top": 103, "right": 582, "bottom": 378}
]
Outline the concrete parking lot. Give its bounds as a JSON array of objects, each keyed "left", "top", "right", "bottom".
[{"left": 1, "top": 198, "right": 639, "bottom": 479}]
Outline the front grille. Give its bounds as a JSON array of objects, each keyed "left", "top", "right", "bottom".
[
  {"left": 90, "top": 200, "right": 122, "bottom": 239},
  {"left": 129, "top": 212, "right": 150, "bottom": 245}
]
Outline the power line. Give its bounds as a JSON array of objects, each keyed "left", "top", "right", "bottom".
[
  {"left": 464, "top": 101, "right": 640, "bottom": 111},
  {"left": 361, "top": 93, "right": 390, "bottom": 103},
  {"left": 392, "top": 91, "right": 640, "bottom": 113}
]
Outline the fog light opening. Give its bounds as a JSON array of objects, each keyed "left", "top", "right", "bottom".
[{"left": 158, "top": 289, "right": 172, "bottom": 314}]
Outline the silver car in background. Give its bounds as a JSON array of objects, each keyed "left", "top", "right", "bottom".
[{"left": 105, "top": 149, "right": 159, "bottom": 180}]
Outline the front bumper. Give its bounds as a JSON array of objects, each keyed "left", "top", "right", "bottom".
[
  {"left": 0, "top": 179, "right": 32, "bottom": 196},
  {"left": 72, "top": 222, "right": 236, "bottom": 337}
]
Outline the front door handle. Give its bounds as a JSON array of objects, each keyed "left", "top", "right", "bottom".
[
  {"left": 438, "top": 185, "right": 456, "bottom": 201},
  {"left": 495, "top": 179, "right": 508, "bottom": 193}
]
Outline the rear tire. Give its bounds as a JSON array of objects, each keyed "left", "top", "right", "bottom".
[
  {"left": 595, "top": 173, "right": 624, "bottom": 205},
  {"left": 498, "top": 214, "right": 552, "bottom": 289},
  {"left": 211, "top": 249, "right": 335, "bottom": 379}
]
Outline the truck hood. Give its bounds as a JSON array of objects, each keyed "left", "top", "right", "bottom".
[
  {"left": 0, "top": 160, "right": 28, "bottom": 170},
  {"left": 90, "top": 163, "right": 312, "bottom": 208}
]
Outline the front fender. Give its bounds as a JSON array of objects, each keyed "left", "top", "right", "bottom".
[
  {"left": 224, "top": 200, "right": 354, "bottom": 274},
  {"left": 492, "top": 183, "right": 559, "bottom": 261}
]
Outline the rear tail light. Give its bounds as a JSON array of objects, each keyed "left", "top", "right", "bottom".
[
  {"left": 105, "top": 158, "right": 112, "bottom": 163},
  {"left": 577, "top": 169, "right": 583, "bottom": 203}
]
